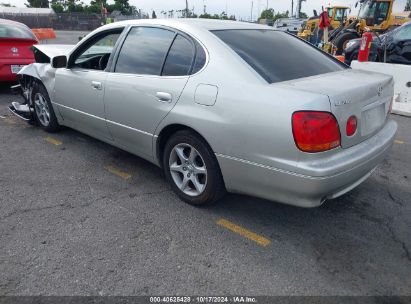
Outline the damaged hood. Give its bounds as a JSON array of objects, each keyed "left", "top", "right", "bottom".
[{"left": 33, "top": 44, "right": 74, "bottom": 57}]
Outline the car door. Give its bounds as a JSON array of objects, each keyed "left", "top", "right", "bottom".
[
  {"left": 53, "top": 28, "right": 123, "bottom": 140},
  {"left": 104, "top": 26, "right": 199, "bottom": 159}
]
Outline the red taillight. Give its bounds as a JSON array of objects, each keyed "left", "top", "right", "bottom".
[
  {"left": 346, "top": 116, "right": 357, "bottom": 137},
  {"left": 292, "top": 111, "right": 341, "bottom": 153}
]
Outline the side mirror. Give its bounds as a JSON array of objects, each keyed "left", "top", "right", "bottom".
[{"left": 51, "top": 55, "right": 67, "bottom": 68}]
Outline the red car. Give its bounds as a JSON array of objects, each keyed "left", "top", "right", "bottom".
[{"left": 0, "top": 18, "right": 38, "bottom": 82}]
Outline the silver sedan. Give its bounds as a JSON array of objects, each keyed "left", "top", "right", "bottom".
[{"left": 10, "top": 19, "right": 397, "bottom": 207}]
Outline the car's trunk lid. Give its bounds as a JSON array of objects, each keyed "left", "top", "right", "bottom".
[
  {"left": 279, "top": 69, "right": 394, "bottom": 148},
  {"left": 0, "top": 38, "right": 37, "bottom": 60}
]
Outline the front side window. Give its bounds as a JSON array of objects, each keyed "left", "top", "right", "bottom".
[
  {"left": 212, "top": 29, "right": 345, "bottom": 83},
  {"left": 73, "top": 31, "right": 122, "bottom": 70},
  {"left": 115, "top": 27, "right": 175, "bottom": 75}
]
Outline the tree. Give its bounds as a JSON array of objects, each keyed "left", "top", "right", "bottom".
[
  {"left": 50, "top": 0, "right": 64, "bottom": 13},
  {"left": 25, "top": 0, "right": 49, "bottom": 8},
  {"left": 199, "top": 11, "right": 230, "bottom": 20},
  {"left": 260, "top": 8, "right": 274, "bottom": 20},
  {"left": 86, "top": 0, "right": 106, "bottom": 14},
  {"left": 273, "top": 10, "right": 289, "bottom": 22},
  {"left": 107, "top": 0, "right": 136, "bottom": 15},
  {"left": 405, "top": 0, "right": 411, "bottom": 11},
  {"left": 152, "top": 10, "right": 157, "bottom": 18},
  {"left": 66, "top": 0, "right": 85, "bottom": 12},
  {"left": 299, "top": 12, "right": 308, "bottom": 19}
]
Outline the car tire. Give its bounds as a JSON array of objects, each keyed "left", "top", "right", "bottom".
[
  {"left": 32, "top": 82, "right": 60, "bottom": 132},
  {"left": 334, "top": 32, "right": 359, "bottom": 55},
  {"left": 163, "top": 130, "right": 226, "bottom": 206}
]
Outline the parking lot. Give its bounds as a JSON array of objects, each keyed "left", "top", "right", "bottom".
[
  {"left": 0, "top": 84, "right": 410, "bottom": 296},
  {"left": 0, "top": 31, "right": 410, "bottom": 297}
]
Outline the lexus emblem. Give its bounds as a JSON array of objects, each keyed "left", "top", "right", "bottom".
[
  {"left": 11, "top": 47, "right": 18, "bottom": 53},
  {"left": 377, "top": 86, "right": 383, "bottom": 96}
]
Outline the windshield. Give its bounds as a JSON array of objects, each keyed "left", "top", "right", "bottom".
[
  {"left": 0, "top": 23, "right": 36, "bottom": 40},
  {"left": 212, "top": 29, "right": 346, "bottom": 83},
  {"left": 334, "top": 8, "right": 348, "bottom": 21},
  {"left": 358, "top": 1, "right": 390, "bottom": 25}
]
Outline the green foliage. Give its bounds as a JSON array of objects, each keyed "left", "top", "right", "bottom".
[
  {"left": 48, "top": 0, "right": 136, "bottom": 15},
  {"left": 299, "top": 12, "right": 308, "bottom": 19},
  {"left": 50, "top": 1, "right": 64, "bottom": 13},
  {"left": 199, "top": 11, "right": 234, "bottom": 20},
  {"left": 107, "top": 0, "right": 136, "bottom": 15},
  {"left": 259, "top": 8, "right": 289, "bottom": 22},
  {"left": 260, "top": 8, "right": 274, "bottom": 20},
  {"left": 25, "top": 0, "right": 49, "bottom": 8},
  {"left": 405, "top": 0, "right": 411, "bottom": 11}
]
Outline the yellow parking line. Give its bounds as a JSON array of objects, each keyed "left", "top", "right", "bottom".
[
  {"left": 394, "top": 140, "right": 404, "bottom": 144},
  {"left": 216, "top": 218, "right": 271, "bottom": 247},
  {"left": 45, "top": 136, "right": 62, "bottom": 146},
  {"left": 104, "top": 165, "right": 132, "bottom": 180}
]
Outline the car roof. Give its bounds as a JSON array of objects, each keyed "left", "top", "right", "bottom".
[
  {"left": 107, "top": 18, "right": 272, "bottom": 31},
  {"left": 0, "top": 18, "right": 29, "bottom": 27}
]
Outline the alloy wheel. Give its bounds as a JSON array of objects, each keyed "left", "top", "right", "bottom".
[
  {"left": 34, "top": 93, "right": 50, "bottom": 127},
  {"left": 169, "top": 143, "right": 207, "bottom": 197}
]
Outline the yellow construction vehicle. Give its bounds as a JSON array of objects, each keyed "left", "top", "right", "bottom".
[
  {"left": 329, "top": 0, "right": 411, "bottom": 54},
  {"left": 297, "top": 6, "right": 350, "bottom": 43}
]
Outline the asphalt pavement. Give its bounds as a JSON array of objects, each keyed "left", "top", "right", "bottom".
[{"left": 0, "top": 30, "right": 410, "bottom": 297}]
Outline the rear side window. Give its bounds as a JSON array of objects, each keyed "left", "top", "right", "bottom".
[
  {"left": 162, "top": 35, "right": 195, "bottom": 76},
  {"left": 115, "top": 27, "right": 175, "bottom": 75},
  {"left": 0, "top": 24, "right": 36, "bottom": 40},
  {"left": 192, "top": 40, "right": 207, "bottom": 74},
  {"left": 212, "top": 29, "right": 346, "bottom": 83}
]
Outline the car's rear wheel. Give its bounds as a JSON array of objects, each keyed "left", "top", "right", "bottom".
[
  {"left": 32, "top": 82, "right": 60, "bottom": 132},
  {"left": 163, "top": 130, "right": 225, "bottom": 206}
]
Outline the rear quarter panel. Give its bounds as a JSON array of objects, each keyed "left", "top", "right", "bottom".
[{"left": 155, "top": 35, "right": 332, "bottom": 174}]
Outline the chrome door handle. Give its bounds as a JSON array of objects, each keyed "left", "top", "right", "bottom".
[
  {"left": 156, "top": 92, "right": 172, "bottom": 102},
  {"left": 91, "top": 81, "right": 102, "bottom": 90}
]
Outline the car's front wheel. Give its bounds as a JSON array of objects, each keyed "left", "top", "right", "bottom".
[
  {"left": 32, "top": 82, "right": 60, "bottom": 132},
  {"left": 163, "top": 130, "right": 225, "bottom": 206}
]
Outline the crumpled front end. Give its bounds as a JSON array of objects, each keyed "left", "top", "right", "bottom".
[
  {"left": 8, "top": 44, "right": 73, "bottom": 122},
  {"left": 8, "top": 65, "right": 56, "bottom": 123}
]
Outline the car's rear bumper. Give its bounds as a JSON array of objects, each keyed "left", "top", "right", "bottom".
[
  {"left": 217, "top": 119, "right": 397, "bottom": 208},
  {"left": 0, "top": 59, "right": 33, "bottom": 81}
]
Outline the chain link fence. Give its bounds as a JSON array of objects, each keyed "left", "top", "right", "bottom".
[{"left": 0, "top": 12, "right": 144, "bottom": 31}]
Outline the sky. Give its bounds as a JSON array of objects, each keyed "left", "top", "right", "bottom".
[{"left": 7, "top": 0, "right": 409, "bottom": 21}]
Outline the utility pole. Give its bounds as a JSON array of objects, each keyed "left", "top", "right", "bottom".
[
  {"left": 291, "top": 0, "right": 294, "bottom": 17},
  {"left": 185, "top": 0, "right": 189, "bottom": 18},
  {"left": 266, "top": 0, "right": 268, "bottom": 10},
  {"left": 251, "top": 1, "right": 253, "bottom": 22}
]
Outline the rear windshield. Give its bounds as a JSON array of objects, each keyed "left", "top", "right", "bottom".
[
  {"left": 0, "top": 23, "right": 36, "bottom": 40},
  {"left": 212, "top": 29, "right": 346, "bottom": 83}
]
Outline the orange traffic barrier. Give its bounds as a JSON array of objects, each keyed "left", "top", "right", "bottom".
[
  {"left": 334, "top": 55, "right": 345, "bottom": 63},
  {"left": 31, "top": 28, "right": 56, "bottom": 41}
]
